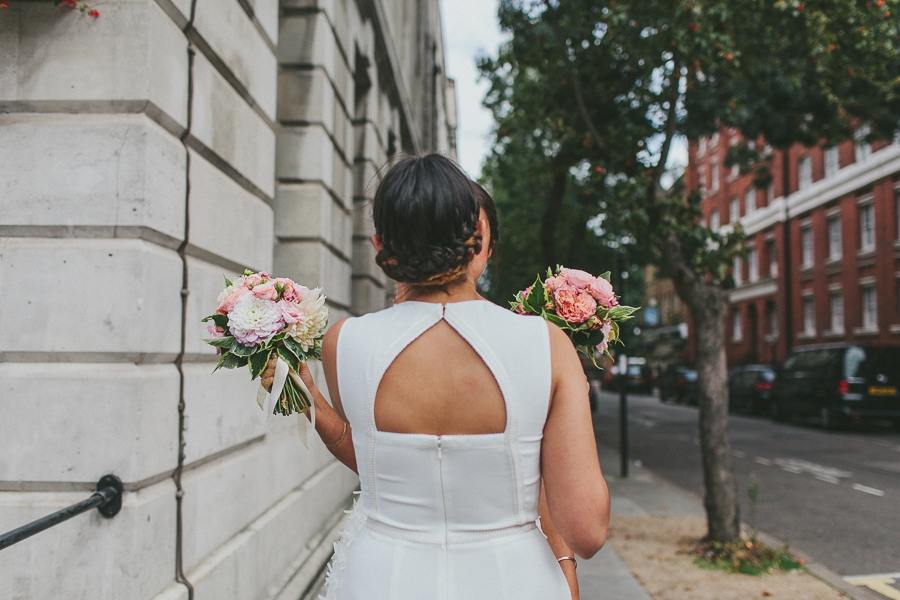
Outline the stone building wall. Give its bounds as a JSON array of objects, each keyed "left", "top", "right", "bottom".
[{"left": 0, "top": 1, "right": 456, "bottom": 599}]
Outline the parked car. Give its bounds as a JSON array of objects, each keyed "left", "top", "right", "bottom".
[
  {"left": 658, "top": 364, "right": 699, "bottom": 405},
  {"left": 770, "top": 344, "right": 900, "bottom": 429},
  {"left": 728, "top": 365, "right": 775, "bottom": 414},
  {"left": 602, "top": 357, "right": 653, "bottom": 394}
]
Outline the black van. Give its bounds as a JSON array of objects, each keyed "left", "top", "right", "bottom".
[{"left": 770, "top": 344, "right": 900, "bottom": 429}]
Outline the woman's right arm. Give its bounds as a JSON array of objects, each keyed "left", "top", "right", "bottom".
[{"left": 540, "top": 323, "right": 610, "bottom": 559}]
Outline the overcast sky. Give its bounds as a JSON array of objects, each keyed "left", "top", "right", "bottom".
[{"left": 438, "top": 2, "right": 687, "bottom": 183}]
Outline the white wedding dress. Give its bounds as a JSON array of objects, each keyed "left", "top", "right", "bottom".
[{"left": 323, "top": 300, "right": 570, "bottom": 600}]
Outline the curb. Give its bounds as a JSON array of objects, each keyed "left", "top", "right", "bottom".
[{"left": 608, "top": 449, "right": 885, "bottom": 600}]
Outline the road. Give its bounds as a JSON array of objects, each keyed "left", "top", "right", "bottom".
[{"left": 592, "top": 388, "right": 900, "bottom": 579}]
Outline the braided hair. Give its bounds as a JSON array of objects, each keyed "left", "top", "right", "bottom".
[{"left": 373, "top": 155, "right": 483, "bottom": 287}]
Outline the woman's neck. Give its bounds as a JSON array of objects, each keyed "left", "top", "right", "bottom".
[{"left": 394, "top": 278, "right": 483, "bottom": 305}]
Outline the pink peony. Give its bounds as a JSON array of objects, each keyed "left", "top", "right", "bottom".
[
  {"left": 244, "top": 272, "right": 269, "bottom": 287},
  {"left": 276, "top": 278, "right": 309, "bottom": 303},
  {"left": 228, "top": 294, "right": 284, "bottom": 346},
  {"left": 544, "top": 274, "right": 567, "bottom": 293},
  {"left": 597, "top": 319, "right": 613, "bottom": 354},
  {"left": 277, "top": 299, "right": 307, "bottom": 325},
  {"left": 252, "top": 281, "right": 279, "bottom": 302},
  {"left": 206, "top": 324, "right": 224, "bottom": 338},
  {"left": 217, "top": 286, "right": 250, "bottom": 315},
  {"left": 589, "top": 277, "right": 616, "bottom": 307},
  {"left": 553, "top": 285, "right": 598, "bottom": 324},
  {"left": 560, "top": 267, "right": 593, "bottom": 289}
]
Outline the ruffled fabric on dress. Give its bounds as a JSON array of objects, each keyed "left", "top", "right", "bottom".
[{"left": 318, "top": 494, "right": 366, "bottom": 600}]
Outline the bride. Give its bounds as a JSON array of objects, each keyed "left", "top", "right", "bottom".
[{"left": 263, "top": 154, "right": 609, "bottom": 599}]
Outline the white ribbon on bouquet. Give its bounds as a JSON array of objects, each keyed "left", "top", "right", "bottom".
[{"left": 256, "top": 357, "right": 317, "bottom": 448}]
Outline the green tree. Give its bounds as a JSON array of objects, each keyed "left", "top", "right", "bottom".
[{"left": 480, "top": 0, "right": 900, "bottom": 542}]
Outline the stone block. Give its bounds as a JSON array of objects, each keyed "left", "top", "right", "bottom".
[
  {"left": 179, "top": 429, "right": 341, "bottom": 572},
  {"left": 351, "top": 237, "right": 382, "bottom": 281},
  {"left": 273, "top": 241, "right": 352, "bottom": 308},
  {"left": 191, "top": 51, "right": 276, "bottom": 199},
  {"left": 0, "top": 362, "right": 179, "bottom": 484},
  {"left": 276, "top": 69, "right": 335, "bottom": 132},
  {"left": 333, "top": 98, "right": 348, "bottom": 156},
  {"left": 245, "top": 0, "right": 279, "bottom": 46},
  {"left": 353, "top": 120, "right": 382, "bottom": 163},
  {"left": 278, "top": 12, "right": 336, "bottom": 79},
  {"left": 0, "top": 2, "right": 188, "bottom": 129},
  {"left": 193, "top": 0, "right": 277, "bottom": 121},
  {"left": 352, "top": 277, "right": 388, "bottom": 316},
  {"left": 332, "top": 149, "right": 349, "bottom": 208},
  {"left": 274, "top": 182, "right": 333, "bottom": 240},
  {"left": 353, "top": 195, "right": 377, "bottom": 238},
  {"left": 0, "top": 479, "right": 176, "bottom": 600},
  {"left": 353, "top": 158, "right": 381, "bottom": 198},
  {"left": 276, "top": 125, "right": 335, "bottom": 188},
  {"left": 182, "top": 362, "right": 266, "bottom": 466},
  {"left": 185, "top": 461, "right": 357, "bottom": 600},
  {"left": 188, "top": 149, "right": 275, "bottom": 271},
  {"left": 0, "top": 113, "right": 186, "bottom": 240},
  {"left": 0, "top": 238, "right": 183, "bottom": 357}
]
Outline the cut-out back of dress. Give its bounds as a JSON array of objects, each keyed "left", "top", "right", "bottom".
[{"left": 374, "top": 319, "right": 507, "bottom": 436}]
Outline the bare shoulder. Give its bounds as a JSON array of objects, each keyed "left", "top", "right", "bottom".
[
  {"left": 545, "top": 321, "right": 581, "bottom": 363},
  {"left": 322, "top": 318, "right": 350, "bottom": 365}
]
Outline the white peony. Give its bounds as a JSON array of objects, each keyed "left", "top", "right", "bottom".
[
  {"left": 228, "top": 293, "right": 284, "bottom": 346},
  {"left": 285, "top": 288, "right": 329, "bottom": 352}
]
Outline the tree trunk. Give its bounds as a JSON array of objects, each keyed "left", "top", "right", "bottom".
[
  {"left": 660, "top": 230, "right": 741, "bottom": 543},
  {"left": 541, "top": 166, "right": 568, "bottom": 267}
]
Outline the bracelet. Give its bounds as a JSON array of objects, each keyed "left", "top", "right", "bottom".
[
  {"left": 557, "top": 556, "right": 577, "bottom": 569},
  {"left": 325, "top": 421, "right": 349, "bottom": 449}
]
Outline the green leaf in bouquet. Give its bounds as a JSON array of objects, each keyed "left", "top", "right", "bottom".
[
  {"left": 203, "top": 335, "right": 235, "bottom": 349},
  {"left": 230, "top": 339, "right": 257, "bottom": 356},
  {"left": 543, "top": 312, "right": 569, "bottom": 329},
  {"left": 214, "top": 351, "right": 248, "bottom": 372},
  {"left": 598, "top": 271, "right": 611, "bottom": 281},
  {"left": 249, "top": 347, "right": 273, "bottom": 380},
  {"left": 283, "top": 336, "right": 309, "bottom": 361},
  {"left": 547, "top": 266, "right": 554, "bottom": 279},
  {"left": 584, "top": 329, "right": 606, "bottom": 347},
  {"left": 608, "top": 305, "right": 640, "bottom": 321},
  {"left": 570, "top": 329, "right": 591, "bottom": 347},
  {"left": 223, "top": 274, "right": 234, "bottom": 287},
  {"left": 308, "top": 338, "right": 323, "bottom": 360},
  {"left": 595, "top": 306, "right": 610, "bottom": 321},
  {"left": 202, "top": 313, "right": 229, "bottom": 329},
  {"left": 265, "top": 332, "right": 286, "bottom": 348},
  {"left": 524, "top": 276, "right": 546, "bottom": 313},
  {"left": 277, "top": 345, "right": 301, "bottom": 372}
]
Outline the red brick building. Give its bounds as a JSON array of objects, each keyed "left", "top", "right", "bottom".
[{"left": 685, "top": 128, "right": 900, "bottom": 367}]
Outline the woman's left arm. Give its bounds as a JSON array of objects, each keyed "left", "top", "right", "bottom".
[
  {"left": 538, "top": 482, "right": 580, "bottom": 600},
  {"left": 262, "top": 319, "right": 357, "bottom": 473}
]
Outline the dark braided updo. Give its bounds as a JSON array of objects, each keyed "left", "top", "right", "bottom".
[{"left": 373, "top": 154, "right": 484, "bottom": 287}]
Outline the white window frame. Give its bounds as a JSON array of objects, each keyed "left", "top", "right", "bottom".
[
  {"left": 732, "top": 310, "right": 743, "bottom": 342},
  {"left": 766, "top": 181, "right": 775, "bottom": 203},
  {"left": 798, "top": 155, "right": 812, "bottom": 190},
  {"left": 802, "top": 296, "right": 815, "bottom": 336},
  {"left": 744, "top": 187, "right": 756, "bottom": 215},
  {"left": 710, "top": 159, "right": 720, "bottom": 193},
  {"left": 861, "top": 286, "right": 877, "bottom": 331},
  {"left": 827, "top": 215, "right": 842, "bottom": 260},
  {"left": 829, "top": 293, "right": 844, "bottom": 334},
  {"left": 733, "top": 255, "right": 742, "bottom": 286},
  {"left": 824, "top": 146, "right": 840, "bottom": 178},
  {"left": 748, "top": 246, "right": 759, "bottom": 283},
  {"left": 859, "top": 198, "right": 875, "bottom": 253},
  {"left": 730, "top": 196, "right": 740, "bottom": 223},
  {"left": 710, "top": 210, "right": 720, "bottom": 232},
  {"left": 856, "top": 123, "right": 873, "bottom": 162},
  {"left": 801, "top": 226, "right": 813, "bottom": 268},
  {"left": 767, "top": 238, "right": 778, "bottom": 278}
]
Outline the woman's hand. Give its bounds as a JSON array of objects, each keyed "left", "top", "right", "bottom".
[{"left": 261, "top": 356, "right": 278, "bottom": 393}]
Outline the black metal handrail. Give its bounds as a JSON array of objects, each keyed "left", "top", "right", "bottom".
[{"left": 0, "top": 474, "right": 123, "bottom": 551}]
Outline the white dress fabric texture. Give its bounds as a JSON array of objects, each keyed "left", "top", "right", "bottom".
[{"left": 334, "top": 300, "right": 570, "bottom": 600}]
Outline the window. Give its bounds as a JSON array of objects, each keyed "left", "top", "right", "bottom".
[
  {"left": 827, "top": 215, "right": 842, "bottom": 260},
  {"left": 824, "top": 146, "right": 840, "bottom": 178},
  {"left": 698, "top": 137, "right": 707, "bottom": 157},
  {"left": 710, "top": 210, "right": 720, "bottom": 232},
  {"left": 745, "top": 187, "right": 756, "bottom": 214},
  {"left": 748, "top": 246, "right": 759, "bottom": 282},
  {"left": 733, "top": 256, "right": 743, "bottom": 286},
  {"left": 732, "top": 310, "right": 743, "bottom": 342},
  {"left": 766, "top": 302, "right": 778, "bottom": 340},
  {"left": 798, "top": 155, "right": 813, "bottom": 190},
  {"left": 730, "top": 196, "right": 740, "bottom": 223},
  {"left": 830, "top": 293, "right": 844, "bottom": 333},
  {"left": 856, "top": 123, "right": 873, "bottom": 162},
  {"left": 801, "top": 226, "right": 813, "bottom": 268},
  {"left": 767, "top": 239, "right": 778, "bottom": 278},
  {"left": 861, "top": 286, "right": 877, "bottom": 331},
  {"left": 859, "top": 201, "right": 875, "bottom": 252},
  {"left": 710, "top": 159, "right": 720, "bottom": 193},
  {"left": 711, "top": 132, "right": 720, "bottom": 148},
  {"left": 802, "top": 297, "right": 815, "bottom": 336},
  {"left": 766, "top": 181, "right": 775, "bottom": 203}
]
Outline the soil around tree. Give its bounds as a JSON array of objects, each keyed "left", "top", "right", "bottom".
[{"left": 607, "top": 515, "right": 850, "bottom": 600}]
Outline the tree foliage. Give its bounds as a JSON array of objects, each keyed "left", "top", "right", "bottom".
[{"left": 480, "top": 0, "right": 900, "bottom": 542}]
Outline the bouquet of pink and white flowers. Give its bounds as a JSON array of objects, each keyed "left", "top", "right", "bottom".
[
  {"left": 202, "top": 270, "right": 328, "bottom": 416},
  {"left": 510, "top": 266, "right": 638, "bottom": 365}
]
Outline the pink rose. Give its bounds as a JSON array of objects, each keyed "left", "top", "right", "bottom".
[
  {"left": 553, "top": 285, "right": 598, "bottom": 324},
  {"left": 544, "top": 274, "right": 567, "bottom": 293},
  {"left": 244, "top": 272, "right": 269, "bottom": 287},
  {"left": 589, "top": 277, "right": 616, "bottom": 307},
  {"left": 277, "top": 299, "right": 307, "bottom": 325},
  {"left": 217, "top": 286, "right": 250, "bottom": 314},
  {"left": 275, "top": 279, "right": 309, "bottom": 303},
  {"left": 252, "top": 281, "right": 279, "bottom": 301},
  {"left": 560, "top": 267, "right": 593, "bottom": 289},
  {"left": 206, "top": 324, "right": 224, "bottom": 338}
]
